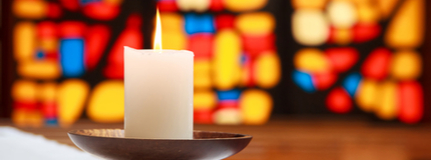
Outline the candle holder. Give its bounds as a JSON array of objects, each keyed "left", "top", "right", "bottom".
[{"left": 68, "top": 129, "right": 252, "bottom": 160}]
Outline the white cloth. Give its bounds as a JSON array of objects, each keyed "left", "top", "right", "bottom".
[{"left": 0, "top": 126, "right": 99, "bottom": 160}]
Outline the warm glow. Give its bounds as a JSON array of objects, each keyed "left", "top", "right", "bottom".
[{"left": 153, "top": 8, "right": 162, "bottom": 50}]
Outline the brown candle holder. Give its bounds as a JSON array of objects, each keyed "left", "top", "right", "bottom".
[{"left": 68, "top": 129, "right": 252, "bottom": 160}]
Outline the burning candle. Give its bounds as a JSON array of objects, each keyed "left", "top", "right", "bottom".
[{"left": 124, "top": 9, "right": 194, "bottom": 139}]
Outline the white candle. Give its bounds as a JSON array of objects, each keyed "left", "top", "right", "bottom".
[{"left": 124, "top": 46, "right": 194, "bottom": 139}]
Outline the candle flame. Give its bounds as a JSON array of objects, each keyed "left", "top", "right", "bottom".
[{"left": 153, "top": 8, "right": 162, "bottom": 50}]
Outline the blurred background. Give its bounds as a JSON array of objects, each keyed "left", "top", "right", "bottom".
[
  {"left": 0, "top": 0, "right": 430, "bottom": 127},
  {"left": 0, "top": 0, "right": 430, "bottom": 159}
]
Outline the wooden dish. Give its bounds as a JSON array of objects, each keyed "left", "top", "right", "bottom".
[{"left": 68, "top": 129, "right": 252, "bottom": 160}]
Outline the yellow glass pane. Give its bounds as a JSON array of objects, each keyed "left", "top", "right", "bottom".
[
  {"left": 223, "top": 0, "right": 267, "bottom": 12},
  {"left": 240, "top": 89, "right": 272, "bottom": 125},
  {"left": 291, "top": 0, "right": 327, "bottom": 9},
  {"left": 12, "top": 80, "right": 37, "bottom": 101},
  {"left": 87, "top": 80, "right": 124, "bottom": 123},
  {"left": 161, "top": 13, "right": 184, "bottom": 32},
  {"left": 193, "top": 90, "right": 217, "bottom": 110},
  {"left": 58, "top": 79, "right": 89, "bottom": 127},
  {"left": 375, "top": 81, "right": 397, "bottom": 120},
  {"left": 333, "top": 28, "right": 352, "bottom": 45},
  {"left": 235, "top": 12, "right": 275, "bottom": 35},
  {"left": 356, "top": 79, "right": 378, "bottom": 112},
  {"left": 385, "top": 0, "right": 424, "bottom": 48},
  {"left": 213, "top": 30, "right": 242, "bottom": 90},
  {"left": 17, "top": 60, "right": 61, "bottom": 80},
  {"left": 14, "top": 22, "right": 36, "bottom": 61},
  {"left": 294, "top": 48, "right": 329, "bottom": 73},
  {"left": 162, "top": 31, "right": 186, "bottom": 50},
  {"left": 255, "top": 52, "right": 281, "bottom": 89},
  {"left": 38, "top": 82, "right": 57, "bottom": 102},
  {"left": 357, "top": 3, "right": 380, "bottom": 23},
  {"left": 13, "top": 0, "right": 47, "bottom": 19},
  {"left": 377, "top": 0, "right": 400, "bottom": 19},
  {"left": 390, "top": 50, "right": 422, "bottom": 80},
  {"left": 194, "top": 60, "right": 212, "bottom": 89}
]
